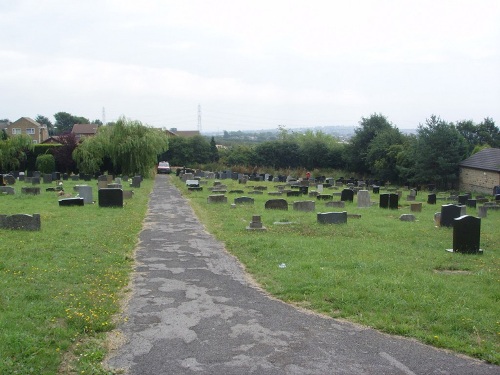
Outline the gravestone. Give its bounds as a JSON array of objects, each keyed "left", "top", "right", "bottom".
[
  {"left": 207, "top": 194, "right": 227, "bottom": 204},
  {"left": 293, "top": 201, "right": 315, "bottom": 212},
  {"left": 434, "top": 212, "right": 441, "bottom": 226},
  {"left": 317, "top": 211, "right": 347, "bottom": 224},
  {"left": 440, "top": 204, "right": 462, "bottom": 227},
  {"left": 75, "top": 185, "right": 93, "bottom": 204},
  {"left": 18, "top": 172, "right": 25, "bottom": 181},
  {"left": 0, "top": 186, "right": 15, "bottom": 195},
  {"left": 0, "top": 213, "right": 41, "bottom": 230},
  {"left": 341, "top": 189, "right": 354, "bottom": 202},
  {"left": 58, "top": 198, "right": 85, "bottom": 206},
  {"left": 21, "top": 187, "right": 40, "bottom": 195},
  {"left": 234, "top": 196, "right": 254, "bottom": 205},
  {"left": 325, "top": 201, "right": 345, "bottom": 208},
  {"left": 316, "top": 194, "right": 333, "bottom": 201},
  {"left": 388, "top": 193, "right": 399, "bottom": 209},
  {"left": 265, "top": 199, "right": 288, "bottom": 210},
  {"left": 299, "top": 186, "right": 309, "bottom": 195},
  {"left": 466, "top": 199, "right": 476, "bottom": 209},
  {"left": 449, "top": 215, "right": 482, "bottom": 254},
  {"left": 186, "top": 179, "right": 199, "bottom": 187},
  {"left": 410, "top": 203, "right": 422, "bottom": 212},
  {"left": 427, "top": 193, "right": 436, "bottom": 205},
  {"left": 123, "top": 190, "right": 134, "bottom": 199},
  {"left": 130, "top": 176, "right": 141, "bottom": 188},
  {"left": 287, "top": 191, "right": 302, "bottom": 197},
  {"left": 63, "top": 173, "right": 69, "bottom": 181},
  {"left": 31, "top": 177, "right": 40, "bottom": 185},
  {"left": 477, "top": 206, "right": 487, "bottom": 218},
  {"left": 98, "top": 180, "right": 108, "bottom": 189},
  {"left": 4, "top": 174, "right": 15, "bottom": 185},
  {"left": 399, "top": 214, "right": 416, "bottom": 222},
  {"left": 71, "top": 175, "right": 79, "bottom": 181},
  {"left": 357, "top": 190, "right": 371, "bottom": 208},
  {"left": 247, "top": 215, "right": 266, "bottom": 231},
  {"left": 379, "top": 193, "right": 389, "bottom": 208},
  {"left": 98, "top": 188, "right": 124, "bottom": 207},
  {"left": 458, "top": 195, "right": 468, "bottom": 205},
  {"left": 52, "top": 172, "right": 61, "bottom": 181},
  {"left": 108, "top": 183, "right": 122, "bottom": 189},
  {"left": 0, "top": 175, "right": 4, "bottom": 186},
  {"left": 373, "top": 186, "right": 380, "bottom": 194}
]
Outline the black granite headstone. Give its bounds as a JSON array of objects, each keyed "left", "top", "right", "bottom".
[
  {"left": 466, "top": 199, "right": 477, "bottom": 208},
  {"left": 379, "top": 193, "right": 389, "bottom": 208},
  {"left": 299, "top": 186, "right": 308, "bottom": 195},
  {"left": 340, "top": 189, "right": 354, "bottom": 202},
  {"left": 98, "top": 188, "right": 124, "bottom": 207},
  {"left": 373, "top": 186, "right": 380, "bottom": 194},
  {"left": 458, "top": 195, "right": 468, "bottom": 205},
  {"left": 317, "top": 211, "right": 347, "bottom": 224},
  {"left": 427, "top": 193, "right": 436, "bottom": 205},
  {"left": 58, "top": 198, "right": 85, "bottom": 206},
  {"left": 388, "top": 193, "right": 399, "bottom": 209},
  {"left": 287, "top": 191, "right": 302, "bottom": 197},
  {"left": 440, "top": 204, "right": 462, "bottom": 227},
  {"left": 452, "top": 215, "right": 482, "bottom": 254}
]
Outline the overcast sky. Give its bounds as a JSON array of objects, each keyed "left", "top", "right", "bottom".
[{"left": 1, "top": 0, "right": 499, "bottom": 132}]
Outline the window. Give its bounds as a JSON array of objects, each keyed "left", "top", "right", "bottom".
[
  {"left": 26, "top": 128, "right": 35, "bottom": 134},
  {"left": 12, "top": 128, "right": 21, "bottom": 135},
  {"left": 32, "top": 140, "right": 38, "bottom": 144}
]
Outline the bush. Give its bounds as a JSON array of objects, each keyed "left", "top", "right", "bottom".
[{"left": 35, "top": 154, "right": 56, "bottom": 173}]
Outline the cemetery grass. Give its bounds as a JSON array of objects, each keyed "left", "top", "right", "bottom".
[
  {"left": 172, "top": 177, "right": 500, "bottom": 365},
  {"left": 0, "top": 179, "right": 153, "bottom": 374}
]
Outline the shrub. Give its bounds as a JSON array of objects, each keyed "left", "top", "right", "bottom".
[{"left": 35, "top": 154, "right": 56, "bottom": 173}]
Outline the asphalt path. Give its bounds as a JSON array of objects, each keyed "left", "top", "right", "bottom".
[{"left": 106, "top": 175, "right": 498, "bottom": 374}]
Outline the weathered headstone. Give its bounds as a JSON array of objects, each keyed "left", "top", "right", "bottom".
[
  {"left": 186, "top": 179, "right": 199, "bottom": 187},
  {"left": 21, "top": 187, "right": 40, "bottom": 195},
  {"left": 317, "top": 211, "right": 347, "bottom": 224},
  {"left": 449, "top": 215, "right": 482, "bottom": 254},
  {"left": 293, "top": 200, "right": 315, "bottom": 212},
  {"left": 98, "top": 188, "right": 124, "bottom": 207},
  {"left": 299, "top": 186, "right": 309, "bottom": 195},
  {"left": 340, "top": 189, "right": 354, "bottom": 202},
  {"left": 440, "top": 204, "right": 462, "bottom": 227},
  {"left": 0, "top": 186, "right": 15, "bottom": 195},
  {"left": 357, "top": 190, "right": 371, "bottom": 208},
  {"left": 4, "top": 174, "right": 15, "bottom": 185},
  {"left": 410, "top": 203, "right": 422, "bottom": 212},
  {"left": 123, "top": 190, "right": 134, "bottom": 199},
  {"left": 316, "top": 194, "right": 333, "bottom": 201},
  {"left": 234, "top": 196, "right": 254, "bottom": 205},
  {"left": 0, "top": 213, "right": 41, "bottom": 230},
  {"left": 207, "top": 194, "right": 227, "bottom": 204},
  {"left": 246, "top": 215, "right": 266, "bottom": 231},
  {"left": 477, "top": 206, "right": 487, "bottom": 218},
  {"left": 399, "top": 214, "right": 416, "bottom": 222},
  {"left": 287, "top": 191, "right": 302, "bottom": 197},
  {"left": 434, "top": 212, "right": 441, "bottom": 226},
  {"left": 129, "top": 176, "right": 141, "bottom": 188},
  {"left": 466, "top": 199, "right": 476, "bottom": 209},
  {"left": 265, "top": 199, "right": 288, "bottom": 210},
  {"left": 325, "top": 201, "right": 345, "bottom": 208},
  {"left": 372, "top": 186, "right": 380, "bottom": 194},
  {"left": 458, "top": 195, "right": 468, "bottom": 205}
]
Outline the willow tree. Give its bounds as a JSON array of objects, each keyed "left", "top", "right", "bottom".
[
  {"left": 0, "top": 134, "right": 34, "bottom": 172},
  {"left": 73, "top": 117, "right": 168, "bottom": 177}
]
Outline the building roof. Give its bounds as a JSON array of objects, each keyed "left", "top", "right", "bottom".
[
  {"left": 174, "top": 130, "right": 201, "bottom": 137},
  {"left": 12, "top": 117, "right": 44, "bottom": 128},
  {"left": 41, "top": 136, "right": 62, "bottom": 144},
  {"left": 459, "top": 148, "right": 500, "bottom": 172},
  {"left": 72, "top": 123, "right": 98, "bottom": 134}
]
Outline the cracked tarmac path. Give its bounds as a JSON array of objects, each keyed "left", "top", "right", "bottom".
[{"left": 105, "top": 175, "right": 498, "bottom": 374}]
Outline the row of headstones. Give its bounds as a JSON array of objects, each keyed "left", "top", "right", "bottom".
[{"left": 58, "top": 188, "right": 127, "bottom": 207}]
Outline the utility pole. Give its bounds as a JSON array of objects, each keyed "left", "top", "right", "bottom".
[{"left": 102, "top": 107, "right": 106, "bottom": 125}]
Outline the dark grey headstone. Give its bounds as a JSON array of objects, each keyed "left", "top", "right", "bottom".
[
  {"left": 31, "top": 177, "right": 40, "bottom": 185},
  {"left": 388, "top": 193, "right": 399, "bottom": 209},
  {"left": 466, "top": 199, "right": 476, "bottom": 209},
  {"left": 130, "top": 176, "right": 141, "bottom": 188},
  {"left": 299, "top": 186, "right": 308, "bottom": 195},
  {"left": 287, "top": 191, "right": 302, "bottom": 197},
  {"left": 0, "top": 174, "right": 4, "bottom": 186},
  {"left": 373, "top": 186, "right": 380, "bottom": 194},
  {"left": 325, "top": 201, "right": 345, "bottom": 208},
  {"left": 58, "top": 198, "right": 85, "bottom": 206},
  {"left": 451, "top": 215, "right": 482, "bottom": 254},
  {"left": 265, "top": 199, "right": 288, "bottom": 210},
  {"left": 340, "top": 189, "right": 354, "bottom": 202},
  {"left": 0, "top": 213, "right": 41, "bottom": 230},
  {"left": 98, "top": 188, "right": 124, "bottom": 207},
  {"left": 4, "top": 174, "right": 15, "bottom": 185},
  {"left": 43, "top": 174, "right": 53, "bottom": 184},
  {"left": 0, "top": 186, "right": 15, "bottom": 195},
  {"left": 316, "top": 194, "right": 333, "bottom": 201},
  {"left": 317, "top": 211, "right": 347, "bottom": 224},
  {"left": 293, "top": 200, "right": 315, "bottom": 212},
  {"left": 21, "top": 187, "right": 40, "bottom": 195},
  {"left": 427, "top": 193, "right": 437, "bottom": 205},
  {"left": 440, "top": 204, "right": 462, "bottom": 227},
  {"left": 458, "top": 195, "right": 468, "bottom": 205}
]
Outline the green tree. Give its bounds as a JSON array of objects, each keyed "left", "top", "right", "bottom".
[
  {"left": 365, "top": 127, "right": 406, "bottom": 182},
  {"left": 344, "top": 113, "right": 394, "bottom": 174},
  {"left": 411, "top": 115, "right": 468, "bottom": 189},
  {"left": 209, "top": 136, "right": 219, "bottom": 162},
  {"left": 187, "top": 135, "right": 211, "bottom": 164},
  {"left": 224, "top": 145, "right": 256, "bottom": 166},
  {"left": 73, "top": 118, "right": 168, "bottom": 176},
  {"left": 54, "top": 112, "right": 90, "bottom": 134},
  {"left": 52, "top": 133, "right": 78, "bottom": 173},
  {"left": 0, "top": 134, "right": 34, "bottom": 172},
  {"left": 35, "top": 154, "right": 56, "bottom": 173}
]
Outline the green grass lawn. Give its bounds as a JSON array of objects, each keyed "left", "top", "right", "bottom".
[
  {"left": 0, "top": 178, "right": 153, "bottom": 374},
  {"left": 171, "top": 176, "right": 500, "bottom": 364}
]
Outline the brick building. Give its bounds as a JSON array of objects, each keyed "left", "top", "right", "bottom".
[
  {"left": 459, "top": 148, "right": 500, "bottom": 195},
  {"left": 7, "top": 117, "right": 48, "bottom": 144}
]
